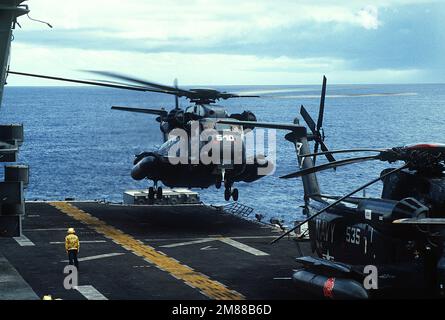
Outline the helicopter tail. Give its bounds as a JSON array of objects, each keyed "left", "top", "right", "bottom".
[{"left": 284, "top": 119, "right": 322, "bottom": 202}]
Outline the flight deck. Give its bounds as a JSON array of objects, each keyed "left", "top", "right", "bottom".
[{"left": 0, "top": 201, "right": 313, "bottom": 300}]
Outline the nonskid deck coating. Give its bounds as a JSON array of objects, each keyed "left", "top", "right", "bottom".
[{"left": 0, "top": 202, "right": 312, "bottom": 300}]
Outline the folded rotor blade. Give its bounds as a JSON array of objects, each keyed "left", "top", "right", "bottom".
[{"left": 280, "top": 155, "right": 380, "bottom": 179}]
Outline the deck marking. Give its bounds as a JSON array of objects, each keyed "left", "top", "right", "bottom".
[
  {"left": 24, "top": 228, "right": 86, "bottom": 232},
  {"left": 161, "top": 238, "right": 214, "bottom": 248},
  {"left": 273, "top": 277, "right": 292, "bottom": 280},
  {"left": 27, "top": 215, "right": 40, "bottom": 217},
  {"left": 75, "top": 285, "right": 108, "bottom": 300},
  {"left": 50, "top": 202, "right": 244, "bottom": 300},
  {"left": 201, "top": 246, "right": 218, "bottom": 251},
  {"left": 61, "top": 253, "right": 125, "bottom": 262},
  {"left": 219, "top": 238, "right": 269, "bottom": 256},
  {"left": 51, "top": 240, "right": 107, "bottom": 244},
  {"left": 161, "top": 237, "right": 269, "bottom": 256},
  {"left": 13, "top": 235, "right": 35, "bottom": 247},
  {"left": 145, "top": 235, "right": 277, "bottom": 242}
]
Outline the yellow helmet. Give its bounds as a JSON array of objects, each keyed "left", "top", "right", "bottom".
[{"left": 67, "top": 228, "right": 75, "bottom": 234}]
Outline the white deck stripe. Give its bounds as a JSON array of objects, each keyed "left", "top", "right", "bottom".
[
  {"left": 161, "top": 237, "right": 269, "bottom": 256},
  {"left": 160, "top": 238, "right": 214, "bottom": 248},
  {"left": 50, "top": 240, "right": 107, "bottom": 244},
  {"left": 75, "top": 285, "right": 108, "bottom": 300},
  {"left": 219, "top": 238, "right": 269, "bottom": 256},
  {"left": 24, "top": 228, "right": 86, "bottom": 232},
  {"left": 146, "top": 235, "right": 278, "bottom": 242},
  {"left": 61, "top": 253, "right": 125, "bottom": 262},
  {"left": 13, "top": 235, "right": 35, "bottom": 247}
]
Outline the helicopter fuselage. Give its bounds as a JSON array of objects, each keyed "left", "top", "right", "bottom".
[
  {"left": 132, "top": 118, "right": 273, "bottom": 197},
  {"left": 297, "top": 165, "right": 445, "bottom": 298}
]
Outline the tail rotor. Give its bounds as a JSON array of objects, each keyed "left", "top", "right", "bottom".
[{"left": 299, "top": 75, "right": 335, "bottom": 164}]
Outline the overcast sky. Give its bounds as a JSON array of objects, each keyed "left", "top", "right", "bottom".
[{"left": 7, "top": 0, "right": 445, "bottom": 85}]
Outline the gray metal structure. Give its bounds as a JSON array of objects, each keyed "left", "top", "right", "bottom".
[
  {"left": 0, "top": 0, "right": 28, "bottom": 104},
  {"left": 0, "top": 0, "right": 28, "bottom": 236}
]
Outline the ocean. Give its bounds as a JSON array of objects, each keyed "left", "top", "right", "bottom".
[{"left": 1, "top": 83, "right": 444, "bottom": 225}]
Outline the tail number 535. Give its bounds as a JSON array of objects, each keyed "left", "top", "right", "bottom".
[{"left": 346, "top": 226, "right": 360, "bottom": 245}]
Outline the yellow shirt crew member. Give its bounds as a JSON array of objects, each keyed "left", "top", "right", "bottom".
[{"left": 65, "top": 228, "right": 80, "bottom": 269}]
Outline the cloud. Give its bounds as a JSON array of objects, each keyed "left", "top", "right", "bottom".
[
  {"left": 356, "top": 5, "right": 381, "bottom": 29},
  {"left": 7, "top": 0, "right": 445, "bottom": 84}
]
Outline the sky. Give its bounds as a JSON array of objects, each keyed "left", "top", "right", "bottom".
[{"left": 6, "top": 0, "right": 445, "bottom": 85}]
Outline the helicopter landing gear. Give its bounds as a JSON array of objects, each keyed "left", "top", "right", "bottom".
[
  {"left": 156, "top": 187, "right": 163, "bottom": 199},
  {"left": 223, "top": 181, "right": 239, "bottom": 202},
  {"left": 224, "top": 188, "right": 231, "bottom": 201},
  {"left": 215, "top": 175, "right": 222, "bottom": 189},
  {"left": 148, "top": 182, "right": 163, "bottom": 200},
  {"left": 224, "top": 186, "right": 239, "bottom": 201},
  {"left": 148, "top": 187, "right": 155, "bottom": 200},
  {"left": 232, "top": 188, "right": 239, "bottom": 201}
]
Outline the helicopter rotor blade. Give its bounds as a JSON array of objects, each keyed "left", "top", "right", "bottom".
[
  {"left": 230, "top": 95, "right": 260, "bottom": 98},
  {"left": 280, "top": 155, "right": 380, "bottom": 179},
  {"left": 174, "top": 78, "right": 179, "bottom": 109},
  {"left": 314, "top": 76, "right": 326, "bottom": 165},
  {"left": 319, "top": 140, "right": 336, "bottom": 163},
  {"left": 393, "top": 218, "right": 445, "bottom": 225},
  {"left": 85, "top": 70, "right": 191, "bottom": 97},
  {"left": 300, "top": 105, "right": 317, "bottom": 134},
  {"left": 317, "top": 75, "right": 327, "bottom": 131},
  {"left": 271, "top": 163, "right": 409, "bottom": 244},
  {"left": 7, "top": 71, "right": 168, "bottom": 94},
  {"left": 111, "top": 106, "right": 168, "bottom": 116},
  {"left": 88, "top": 78, "right": 149, "bottom": 90},
  {"left": 217, "top": 119, "right": 307, "bottom": 135},
  {"left": 300, "top": 148, "right": 387, "bottom": 158}
]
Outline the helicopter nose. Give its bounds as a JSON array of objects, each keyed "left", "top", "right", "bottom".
[
  {"left": 131, "top": 156, "right": 157, "bottom": 180},
  {"left": 217, "top": 132, "right": 244, "bottom": 165}
]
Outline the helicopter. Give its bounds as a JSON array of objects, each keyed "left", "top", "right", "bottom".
[
  {"left": 219, "top": 76, "right": 445, "bottom": 299},
  {"left": 7, "top": 70, "right": 273, "bottom": 201}
]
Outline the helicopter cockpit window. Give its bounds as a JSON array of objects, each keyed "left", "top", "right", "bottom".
[
  {"left": 185, "top": 105, "right": 206, "bottom": 117},
  {"left": 215, "top": 123, "right": 232, "bottom": 131}
]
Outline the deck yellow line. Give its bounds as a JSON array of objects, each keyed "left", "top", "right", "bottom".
[{"left": 49, "top": 201, "right": 244, "bottom": 300}]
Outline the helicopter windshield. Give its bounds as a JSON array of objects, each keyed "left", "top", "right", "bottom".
[
  {"left": 185, "top": 105, "right": 206, "bottom": 117},
  {"left": 215, "top": 123, "right": 232, "bottom": 131},
  {"left": 158, "top": 136, "right": 180, "bottom": 155},
  {"left": 215, "top": 123, "right": 242, "bottom": 132}
]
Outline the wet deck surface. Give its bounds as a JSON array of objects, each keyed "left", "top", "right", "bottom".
[{"left": 0, "top": 202, "right": 312, "bottom": 300}]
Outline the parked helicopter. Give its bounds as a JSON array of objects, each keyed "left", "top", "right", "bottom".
[
  {"left": 8, "top": 70, "right": 272, "bottom": 201},
  {"left": 219, "top": 76, "right": 445, "bottom": 299}
]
